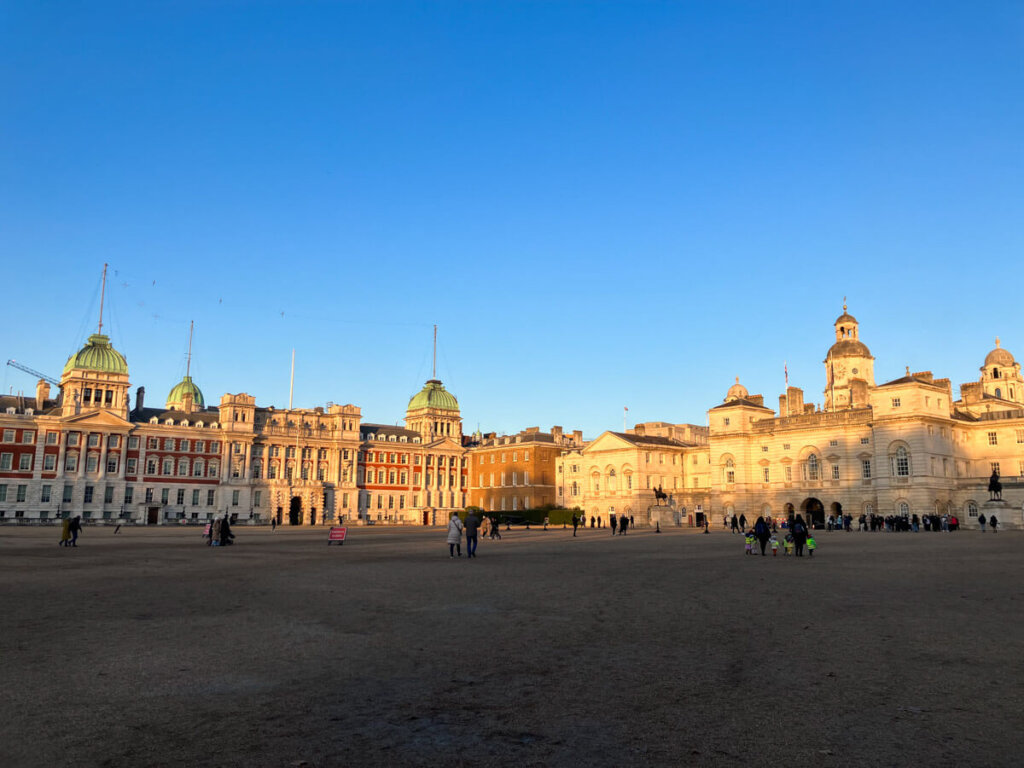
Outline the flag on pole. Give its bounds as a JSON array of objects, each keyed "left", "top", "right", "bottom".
[{"left": 784, "top": 361, "right": 788, "bottom": 387}]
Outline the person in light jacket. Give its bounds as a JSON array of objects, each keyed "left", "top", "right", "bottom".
[{"left": 447, "top": 512, "right": 464, "bottom": 558}]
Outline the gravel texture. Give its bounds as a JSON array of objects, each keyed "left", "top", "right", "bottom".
[{"left": 1, "top": 524, "right": 1021, "bottom": 767}]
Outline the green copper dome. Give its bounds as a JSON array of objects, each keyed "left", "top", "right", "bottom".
[
  {"left": 62, "top": 334, "right": 128, "bottom": 376},
  {"left": 408, "top": 379, "right": 459, "bottom": 412},
  {"left": 167, "top": 376, "right": 205, "bottom": 408}
]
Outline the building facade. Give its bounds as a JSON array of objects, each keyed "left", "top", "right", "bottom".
[{"left": 559, "top": 308, "right": 1024, "bottom": 529}]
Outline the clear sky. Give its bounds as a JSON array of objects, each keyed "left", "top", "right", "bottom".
[{"left": 2, "top": 2, "right": 1022, "bottom": 437}]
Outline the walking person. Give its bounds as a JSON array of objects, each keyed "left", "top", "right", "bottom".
[
  {"left": 739, "top": 513, "right": 747, "bottom": 533},
  {"left": 629, "top": 515, "right": 634, "bottom": 530},
  {"left": 68, "top": 516, "right": 82, "bottom": 548},
  {"left": 271, "top": 517, "right": 277, "bottom": 532},
  {"left": 730, "top": 515, "right": 739, "bottom": 533},
  {"left": 210, "top": 517, "right": 223, "bottom": 546},
  {"left": 754, "top": 515, "right": 771, "bottom": 556},
  {"left": 220, "top": 514, "right": 234, "bottom": 546},
  {"left": 490, "top": 515, "right": 502, "bottom": 540},
  {"left": 978, "top": 514, "right": 987, "bottom": 532},
  {"left": 619, "top": 516, "right": 629, "bottom": 535},
  {"left": 989, "top": 514, "right": 998, "bottom": 533},
  {"left": 791, "top": 514, "right": 809, "bottom": 557},
  {"left": 609, "top": 513, "right": 617, "bottom": 535},
  {"left": 464, "top": 508, "right": 481, "bottom": 558},
  {"left": 571, "top": 513, "right": 579, "bottom": 537},
  {"left": 446, "top": 511, "right": 464, "bottom": 558},
  {"left": 59, "top": 516, "right": 72, "bottom": 547}
]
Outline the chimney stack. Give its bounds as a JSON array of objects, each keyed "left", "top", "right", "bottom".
[
  {"left": 35, "top": 379, "right": 50, "bottom": 411},
  {"left": 136, "top": 386, "right": 146, "bottom": 413}
]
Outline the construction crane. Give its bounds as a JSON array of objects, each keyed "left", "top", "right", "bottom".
[{"left": 6, "top": 360, "right": 60, "bottom": 387}]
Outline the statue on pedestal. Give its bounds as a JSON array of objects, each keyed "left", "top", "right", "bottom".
[{"left": 988, "top": 469, "right": 1003, "bottom": 501}]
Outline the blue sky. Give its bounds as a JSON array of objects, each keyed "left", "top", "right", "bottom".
[{"left": 2, "top": 2, "right": 1022, "bottom": 437}]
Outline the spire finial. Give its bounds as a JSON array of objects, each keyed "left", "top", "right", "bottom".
[
  {"left": 906, "top": 365, "right": 910, "bottom": 376},
  {"left": 735, "top": 376, "right": 740, "bottom": 384},
  {"left": 843, "top": 296, "right": 847, "bottom": 312},
  {"left": 996, "top": 336, "right": 1001, "bottom": 348},
  {"left": 98, "top": 263, "right": 108, "bottom": 334},
  {"left": 186, "top": 320, "right": 194, "bottom": 378}
]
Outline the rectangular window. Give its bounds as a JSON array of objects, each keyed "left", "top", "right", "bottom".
[
  {"left": 0, "top": 484, "right": 7, "bottom": 502},
  {"left": 987, "top": 432, "right": 998, "bottom": 446},
  {"left": 991, "top": 462, "right": 1000, "bottom": 475},
  {"left": 232, "top": 490, "right": 240, "bottom": 506},
  {"left": 860, "top": 437, "right": 869, "bottom": 445},
  {"left": 88, "top": 434, "right": 99, "bottom": 447},
  {"left": 86, "top": 455, "right": 98, "bottom": 473},
  {"left": 189, "top": 489, "right": 198, "bottom": 506},
  {"left": 146, "top": 459, "right": 157, "bottom": 475},
  {"left": 164, "top": 438, "right": 174, "bottom": 450},
  {"left": 0, "top": 453, "right": 11, "bottom": 470},
  {"left": 761, "top": 445, "right": 768, "bottom": 452},
  {"left": 831, "top": 465, "right": 840, "bottom": 480},
  {"left": 19, "top": 453, "right": 32, "bottom": 471},
  {"left": 145, "top": 488, "right": 153, "bottom": 503},
  {"left": 128, "top": 436, "right": 139, "bottom": 449},
  {"left": 2, "top": 429, "right": 15, "bottom": 443},
  {"left": 891, "top": 398, "right": 901, "bottom": 408},
  {"left": 63, "top": 484, "right": 73, "bottom": 503},
  {"left": 147, "top": 437, "right": 158, "bottom": 450},
  {"left": 16, "top": 484, "right": 27, "bottom": 502},
  {"left": 862, "top": 460, "right": 871, "bottom": 479},
  {"left": 46, "top": 431, "right": 58, "bottom": 445},
  {"left": 44, "top": 454, "right": 56, "bottom": 471},
  {"left": 254, "top": 490, "right": 262, "bottom": 507},
  {"left": 23, "top": 431, "right": 35, "bottom": 444},
  {"left": 126, "top": 458, "right": 137, "bottom": 475},
  {"left": 106, "top": 458, "right": 118, "bottom": 473},
  {"left": 762, "top": 467, "right": 770, "bottom": 482},
  {"left": 124, "top": 486, "right": 134, "bottom": 504},
  {"left": 161, "top": 488, "right": 169, "bottom": 504},
  {"left": 68, "top": 433, "right": 80, "bottom": 447},
  {"left": 104, "top": 486, "right": 114, "bottom": 503},
  {"left": 108, "top": 435, "right": 119, "bottom": 448},
  {"left": 65, "top": 454, "right": 78, "bottom": 472},
  {"left": 784, "top": 466, "right": 792, "bottom": 481},
  {"left": 829, "top": 439, "right": 838, "bottom": 447},
  {"left": 41, "top": 485, "right": 51, "bottom": 503},
  {"left": 783, "top": 443, "right": 791, "bottom": 450},
  {"left": 180, "top": 439, "right": 190, "bottom": 452},
  {"left": 207, "top": 490, "right": 215, "bottom": 506},
  {"left": 175, "top": 489, "right": 184, "bottom": 505},
  {"left": 196, "top": 440, "right": 206, "bottom": 453},
  {"left": 84, "top": 485, "right": 94, "bottom": 504}
]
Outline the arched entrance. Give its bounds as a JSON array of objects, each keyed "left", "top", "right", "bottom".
[
  {"left": 289, "top": 496, "right": 302, "bottom": 526},
  {"left": 801, "top": 498, "right": 825, "bottom": 529},
  {"left": 276, "top": 506, "right": 283, "bottom": 526},
  {"left": 309, "top": 507, "right": 317, "bottom": 526}
]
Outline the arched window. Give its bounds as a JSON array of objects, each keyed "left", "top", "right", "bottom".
[
  {"left": 607, "top": 468, "right": 617, "bottom": 491},
  {"left": 805, "top": 454, "right": 819, "bottom": 481},
  {"left": 724, "top": 458, "right": 735, "bottom": 484},
  {"left": 865, "top": 502, "right": 873, "bottom": 516},
  {"left": 892, "top": 446, "right": 910, "bottom": 477},
  {"left": 591, "top": 472, "right": 600, "bottom": 492},
  {"left": 898, "top": 501, "right": 909, "bottom": 516},
  {"left": 995, "top": 388, "right": 1002, "bottom": 399},
  {"left": 967, "top": 501, "right": 978, "bottom": 517}
]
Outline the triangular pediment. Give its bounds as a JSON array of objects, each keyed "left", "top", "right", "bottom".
[
  {"left": 583, "top": 431, "right": 638, "bottom": 454},
  {"left": 61, "top": 409, "right": 133, "bottom": 429},
  {"left": 422, "top": 436, "right": 464, "bottom": 451}
]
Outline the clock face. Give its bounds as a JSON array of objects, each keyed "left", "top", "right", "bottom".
[{"left": 852, "top": 367, "right": 859, "bottom": 375}]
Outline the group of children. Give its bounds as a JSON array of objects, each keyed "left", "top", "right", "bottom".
[{"left": 743, "top": 531, "right": 817, "bottom": 557}]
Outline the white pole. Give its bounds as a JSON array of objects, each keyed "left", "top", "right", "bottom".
[{"left": 288, "top": 349, "right": 295, "bottom": 410}]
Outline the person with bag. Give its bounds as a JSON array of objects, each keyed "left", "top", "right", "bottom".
[
  {"left": 791, "top": 514, "right": 809, "bottom": 557},
  {"left": 754, "top": 516, "right": 771, "bottom": 556},
  {"left": 446, "top": 511, "right": 463, "bottom": 558}
]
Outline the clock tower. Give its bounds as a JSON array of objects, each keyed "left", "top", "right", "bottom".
[{"left": 824, "top": 301, "right": 875, "bottom": 410}]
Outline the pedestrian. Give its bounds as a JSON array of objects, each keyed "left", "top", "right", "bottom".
[
  {"left": 609, "top": 513, "right": 617, "bottom": 535},
  {"left": 978, "top": 514, "right": 987, "bottom": 532},
  {"left": 770, "top": 536, "right": 779, "bottom": 556},
  {"left": 464, "top": 509, "right": 480, "bottom": 558},
  {"left": 543, "top": 515, "right": 550, "bottom": 531},
  {"left": 807, "top": 534, "right": 817, "bottom": 557},
  {"left": 629, "top": 515, "right": 634, "bottom": 529},
  {"left": 271, "top": 517, "right": 277, "bottom": 532},
  {"left": 59, "top": 516, "right": 71, "bottom": 547},
  {"left": 784, "top": 534, "right": 794, "bottom": 556},
  {"left": 590, "top": 516, "right": 595, "bottom": 528},
  {"left": 990, "top": 514, "right": 998, "bottom": 533},
  {"left": 791, "top": 514, "right": 808, "bottom": 557},
  {"left": 211, "top": 517, "right": 223, "bottom": 546},
  {"left": 447, "top": 511, "right": 463, "bottom": 558},
  {"left": 754, "top": 515, "right": 770, "bottom": 556},
  {"left": 703, "top": 519, "right": 710, "bottom": 534},
  {"left": 68, "top": 515, "right": 82, "bottom": 548},
  {"left": 744, "top": 532, "right": 754, "bottom": 555},
  {"left": 620, "top": 516, "right": 629, "bottom": 535},
  {"left": 480, "top": 515, "right": 490, "bottom": 539},
  {"left": 113, "top": 523, "right": 121, "bottom": 534},
  {"left": 220, "top": 515, "right": 235, "bottom": 546},
  {"left": 739, "top": 513, "right": 747, "bottom": 532},
  {"left": 730, "top": 515, "right": 739, "bottom": 533},
  {"left": 490, "top": 515, "right": 502, "bottom": 540},
  {"left": 571, "top": 513, "right": 579, "bottom": 537},
  {"left": 597, "top": 517, "right": 602, "bottom": 528}
]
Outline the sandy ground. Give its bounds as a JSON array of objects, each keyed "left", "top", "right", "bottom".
[{"left": 1, "top": 522, "right": 1021, "bottom": 768}]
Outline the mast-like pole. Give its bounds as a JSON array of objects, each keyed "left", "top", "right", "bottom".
[
  {"left": 432, "top": 324, "right": 437, "bottom": 379},
  {"left": 98, "top": 263, "right": 108, "bottom": 334},
  {"left": 289, "top": 349, "right": 295, "bottom": 410},
  {"left": 186, "top": 320, "right": 194, "bottom": 377}
]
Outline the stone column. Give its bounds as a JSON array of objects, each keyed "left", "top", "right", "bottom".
[
  {"left": 98, "top": 434, "right": 109, "bottom": 479},
  {"left": 242, "top": 442, "right": 251, "bottom": 480},
  {"left": 117, "top": 435, "right": 127, "bottom": 479},
  {"left": 56, "top": 431, "right": 67, "bottom": 479}
]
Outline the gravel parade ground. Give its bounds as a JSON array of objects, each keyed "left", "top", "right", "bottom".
[{"left": 1, "top": 523, "right": 1021, "bottom": 767}]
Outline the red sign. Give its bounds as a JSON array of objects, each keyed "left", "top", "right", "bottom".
[{"left": 328, "top": 527, "right": 347, "bottom": 545}]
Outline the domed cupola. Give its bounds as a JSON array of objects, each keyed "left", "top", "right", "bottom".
[
  {"left": 166, "top": 376, "right": 205, "bottom": 411},
  {"left": 824, "top": 300, "right": 875, "bottom": 410},
  {"left": 725, "top": 377, "right": 749, "bottom": 402},
  {"left": 980, "top": 338, "right": 1022, "bottom": 403},
  {"left": 59, "top": 333, "right": 131, "bottom": 418},
  {"left": 63, "top": 333, "right": 129, "bottom": 376},
  {"left": 405, "top": 379, "right": 462, "bottom": 441}
]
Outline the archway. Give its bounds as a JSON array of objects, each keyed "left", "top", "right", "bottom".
[
  {"left": 276, "top": 506, "right": 283, "bottom": 526},
  {"left": 309, "top": 507, "right": 317, "bottom": 526},
  {"left": 289, "top": 496, "right": 302, "bottom": 526},
  {"left": 801, "top": 497, "right": 825, "bottom": 529}
]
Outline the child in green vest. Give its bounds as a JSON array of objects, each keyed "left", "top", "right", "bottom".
[
  {"left": 770, "top": 536, "right": 779, "bottom": 556},
  {"left": 784, "top": 533, "right": 794, "bottom": 556},
  {"left": 807, "top": 534, "right": 817, "bottom": 557}
]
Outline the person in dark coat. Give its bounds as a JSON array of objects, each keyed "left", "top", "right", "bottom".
[
  {"left": 730, "top": 515, "right": 739, "bottom": 533},
  {"left": 571, "top": 513, "right": 579, "bottom": 537},
  {"left": 464, "top": 510, "right": 481, "bottom": 557},
  {"left": 791, "top": 514, "right": 809, "bottom": 556},
  {"left": 989, "top": 514, "right": 998, "bottom": 533},
  {"left": 609, "top": 514, "right": 617, "bottom": 535},
  {"left": 754, "top": 516, "right": 771, "bottom": 556},
  {"left": 739, "top": 513, "right": 747, "bottom": 532},
  {"left": 619, "top": 516, "right": 629, "bottom": 535},
  {"left": 220, "top": 515, "right": 235, "bottom": 546},
  {"left": 68, "top": 516, "right": 82, "bottom": 547}
]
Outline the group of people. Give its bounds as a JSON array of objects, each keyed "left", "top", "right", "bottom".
[
  {"left": 447, "top": 509, "right": 485, "bottom": 558},
  {"left": 59, "top": 516, "right": 82, "bottom": 547},
  {"left": 741, "top": 514, "right": 815, "bottom": 557},
  {"left": 206, "top": 515, "right": 235, "bottom": 547}
]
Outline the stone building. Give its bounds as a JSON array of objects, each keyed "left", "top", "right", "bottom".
[
  {"left": 467, "top": 426, "right": 584, "bottom": 512},
  {"left": 560, "top": 307, "right": 1024, "bottom": 529}
]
